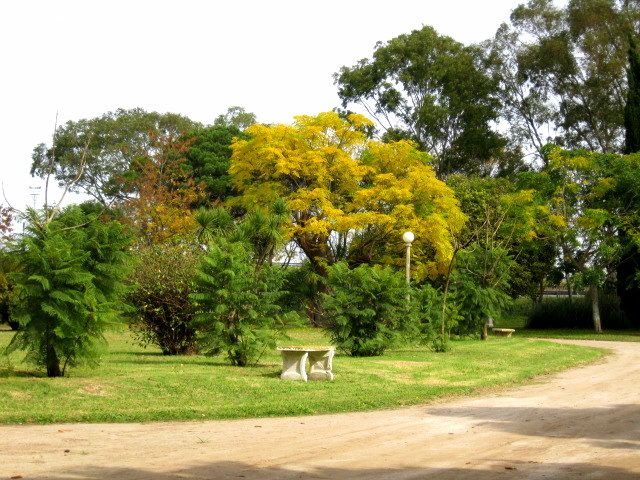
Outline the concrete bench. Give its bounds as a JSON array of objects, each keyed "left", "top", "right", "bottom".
[
  {"left": 278, "top": 346, "right": 335, "bottom": 381},
  {"left": 492, "top": 328, "right": 515, "bottom": 337}
]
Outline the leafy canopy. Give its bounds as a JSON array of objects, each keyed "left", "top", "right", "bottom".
[
  {"left": 229, "top": 111, "right": 465, "bottom": 279},
  {"left": 335, "top": 26, "right": 511, "bottom": 177},
  {"left": 31, "top": 108, "right": 198, "bottom": 205}
]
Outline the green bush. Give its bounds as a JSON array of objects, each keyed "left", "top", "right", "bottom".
[
  {"left": 527, "top": 294, "right": 629, "bottom": 329},
  {"left": 127, "top": 244, "right": 200, "bottom": 355},
  {"left": 450, "top": 246, "right": 513, "bottom": 336},
  {"left": 322, "top": 262, "right": 413, "bottom": 356},
  {"left": 0, "top": 249, "right": 20, "bottom": 330},
  {"left": 190, "top": 238, "right": 293, "bottom": 366},
  {"left": 6, "top": 207, "right": 131, "bottom": 377},
  {"left": 280, "top": 261, "right": 327, "bottom": 325},
  {"left": 412, "top": 283, "right": 459, "bottom": 352}
]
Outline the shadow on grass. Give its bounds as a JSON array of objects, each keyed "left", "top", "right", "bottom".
[
  {"left": 427, "top": 404, "right": 640, "bottom": 449},
  {"left": 21, "top": 461, "right": 640, "bottom": 479},
  {"left": 113, "top": 359, "right": 231, "bottom": 367},
  {"left": 0, "top": 368, "right": 46, "bottom": 378},
  {"left": 108, "top": 350, "right": 166, "bottom": 356}
]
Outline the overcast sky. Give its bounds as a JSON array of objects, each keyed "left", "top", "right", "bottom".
[{"left": 0, "top": 0, "right": 522, "bottom": 214}]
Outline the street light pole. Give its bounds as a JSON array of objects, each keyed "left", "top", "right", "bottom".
[{"left": 402, "top": 231, "right": 415, "bottom": 286}]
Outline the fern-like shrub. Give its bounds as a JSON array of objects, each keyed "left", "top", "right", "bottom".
[
  {"left": 6, "top": 207, "right": 131, "bottom": 377},
  {"left": 450, "top": 245, "right": 513, "bottom": 337},
  {"left": 322, "top": 262, "right": 413, "bottom": 356},
  {"left": 190, "top": 238, "right": 292, "bottom": 366},
  {"left": 127, "top": 244, "right": 200, "bottom": 355}
]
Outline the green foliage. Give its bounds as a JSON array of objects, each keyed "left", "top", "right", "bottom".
[
  {"left": 490, "top": 0, "right": 640, "bottom": 155},
  {"left": 190, "top": 238, "right": 292, "bottom": 366},
  {"left": 625, "top": 35, "right": 640, "bottom": 154},
  {"left": 336, "top": 25, "right": 514, "bottom": 177},
  {"left": 6, "top": 207, "right": 131, "bottom": 377},
  {"left": 322, "top": 262, "right": 413, "bottom": 356},
  {"left": 451, "top": 245, "right": 514, "bottom": 336},
  {"left": 0, "top": 204, "right": 12, "bottom": 242},
  {"left": 412, "top": 282, "right": 456, "bottom": 352},
  {"left": 0, "top": 249, "right": 20, "bottom": 330},
  {"left": 127, "top": 244, "right": 200, "bottom": 355},
  {"left": 213, "top": 106, "right": 257, "bottom": 131},
  {"left": 528, "top": 295, "right": 629, "bottom": 330},
  {"left": 280, "top": 262, "right": 328, "bottom": 326},
  {"left": 31, "top": 108, "right": 197, "bottom": 205},
  {"left": 621, "top": 34, "right": 640, "bottom": 317},
  {"left": 184, "top": 124, "right": 247, "bottom": 205},
  {"left": 235, "top": 199, "right": 288, "bottom": 268}
]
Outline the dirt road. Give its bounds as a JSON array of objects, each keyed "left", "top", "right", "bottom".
[{"left": 2, "top": 340, "right": 639, "bottom": 479}]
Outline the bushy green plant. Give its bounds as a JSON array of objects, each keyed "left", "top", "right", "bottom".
[
  {"left": 190, "top": 238, "right": 292, "bottom": 366},
  {"left": 0, "top": 249, "right": 20, "bottom": 330},
  {"left": 450, "top": 245, "right": 514, "bottom": 337},
  {"left": 322, "top": 262, "right": 413, "bottom": 356},
  {"left": 281, "top": 261, "right": 328, "bottom": 326},
  {"left": 6, "top": 207, "right": 131, "bottom": 377},
  {"left": 127, "top": 244, "right": 200, "bottom": 355},
  {"left": 412, "top": 283, "right": 458, "bottom": 352},
  {"left": 527, "top": 294, "right": 629, "bottom": 329}
]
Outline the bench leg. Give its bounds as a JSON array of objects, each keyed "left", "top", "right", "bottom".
[
  {"left": 308, "top": 350, "right": 334, "bottom": 381},
  {"left": 280, "top": 351, "right": 308, "bottom": 381}
]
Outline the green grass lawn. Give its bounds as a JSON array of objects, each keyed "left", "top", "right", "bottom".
[{"left": 0, "top": 327, "right": 605, "bottom": 424}]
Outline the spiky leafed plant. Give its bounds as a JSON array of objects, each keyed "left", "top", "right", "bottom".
[
  {"left": 6, "top": 206, "right": 131, "bottom": 377},
  {"left": 190, "top": 238, "right": 291, "bottom": 366}
]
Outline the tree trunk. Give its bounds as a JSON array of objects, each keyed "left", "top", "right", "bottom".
[
  {"left": 590, "top": 284, "right": 602, "bottom": 333},
  {"left": 536, "top": 278, "right": 545, "bottom": 305},
  {"left": 45, "top": 344, "right": 62, "bottom": 377}
]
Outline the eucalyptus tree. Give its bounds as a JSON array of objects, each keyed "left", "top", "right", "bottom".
[
  {"left": 335, "top": 26, "right": 514, "bottom": 178},
  {"left": 487, "top": 0, "right": 640, "bottom": 159},
  {"left": 30, "top": 108, "right": 198, "bottom": 205}
]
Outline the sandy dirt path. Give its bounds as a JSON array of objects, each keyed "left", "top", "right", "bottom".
[{"left": 1, "top": 339, "right": 639, "bottom": 480}]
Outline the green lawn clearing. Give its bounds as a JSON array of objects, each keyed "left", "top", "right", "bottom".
[{"left": 0, "top": 327, "right": 606, "bottom": 424}]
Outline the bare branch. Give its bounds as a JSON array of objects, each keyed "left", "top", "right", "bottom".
[{"left": 46, "top": 133, "right": 93, "bottom": 224}]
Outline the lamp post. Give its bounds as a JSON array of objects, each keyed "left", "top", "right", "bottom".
[{"left": 402, "top": 231, "right": 414, "bottom": 286}]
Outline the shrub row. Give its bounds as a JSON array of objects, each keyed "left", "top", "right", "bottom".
[{"left": 527, "top": 294, "right": 631, "bottom": 330}]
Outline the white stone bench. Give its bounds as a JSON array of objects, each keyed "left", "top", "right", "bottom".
[
  {"left": 492, "top": 328, "right": 516, "bottom": 337},
  {"left": 278, "top": 346, "right": 335, "bottom": 381}
]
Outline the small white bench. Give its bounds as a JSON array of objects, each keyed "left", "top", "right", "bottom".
[
  {"left": 278, "top": 346, "right": 335, "bottom": 381},
  {"left": 492, "top": 328, "right": 516, "bottom": 337}
]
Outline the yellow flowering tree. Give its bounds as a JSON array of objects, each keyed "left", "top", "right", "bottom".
[{"left": 229, "top": 112, "right": 465, "bottom": 278}]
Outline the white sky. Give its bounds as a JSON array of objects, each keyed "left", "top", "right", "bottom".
[{"left": 0, "top": 0, "right": 521, "bottom": 214}]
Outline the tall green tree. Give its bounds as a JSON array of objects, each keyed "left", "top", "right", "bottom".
[
  {"left": 538, "top": 147, "right": 640, "bottom": 331},
  {"left": 335, "top": 26, "right": 514, "bottom": 178},
  {"left": 619, "top": 34, "right": 640, "bottom": 322},
  {"left": 488, "top": 0, "right": 640, "bottom": 158},
  {"left": 624, "top": 35, "right": 640, "bottom": 153},
  {"left": 31, "top": 108, "right": 198, "bottom": 205},
  {"left": 6, "top": 206, "right": 131, "bottom": 376}
]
